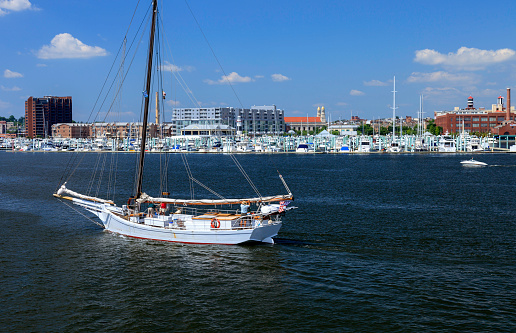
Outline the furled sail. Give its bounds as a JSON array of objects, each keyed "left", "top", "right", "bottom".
[
  {"left": 136, "top": 192, "right": 293, "bottom": 206},
  {"left": 56, "top": 183, "right": 115, "bottom": 205}
]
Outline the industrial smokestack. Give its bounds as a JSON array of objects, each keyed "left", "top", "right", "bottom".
[{"left": 507, "top": 88, "right": 511, "bottom": 121}]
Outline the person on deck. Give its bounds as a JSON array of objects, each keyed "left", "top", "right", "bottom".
[
  {"left": 159, "top": 202, "right": 168, "bottom": 215},
  {"left": 147, "top": 203, "right": 155, "bottom": 217},
  {"left": 240, "top": 201, "right": 250, "bottom": 216}
]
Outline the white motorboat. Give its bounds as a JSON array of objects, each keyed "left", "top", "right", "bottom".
[
  {"left": 438, "top": 135, "right": 457, "bottom": 152},
  {"left": 54, "top": 0, "right": 295, "bottom": 245},
  {"left": 460, "top": 159, "right": 488, "bottom": 167}
]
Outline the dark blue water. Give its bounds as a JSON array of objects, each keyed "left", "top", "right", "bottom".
[{"left": 1, "top": 152, "right": 515, "bottom": 332}]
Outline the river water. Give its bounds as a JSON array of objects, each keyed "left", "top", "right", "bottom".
[{"left": 1, "top": 152, "right": 515, "bottom": 332}]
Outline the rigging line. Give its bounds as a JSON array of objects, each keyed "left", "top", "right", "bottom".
[
  {"left": 87, "top": 0, "right": 146, "bottom": 124},
  {"left": 63, "top": 152, "right": 88, "bottom": 186},
  {"left": 97, "top": 11, "right": 151, "bottom": 124},
  {"left": 267, "top": 155, "right": 292, "bottom": 195},
  {"left": 95, "top": 152, "right": 109, "bottom": 200},
  {"left": 87, "top": 152, "right": 104, "bottom": 197},
  {"left": 189, "top": 177, "right": 226, "bottom": 200},
  {"left": 180, "top": 152, "right": 195, "bottom": 199},
  {"left": 183, "top": 0, "right": 245, "bottom": 109},
  {"left": 56, "top": 151, "right": 83, "bottom": 190},
  {"left": 57, "top": 198, "right": 105, "bottom": 229},
  {"left": 228, "top": 154, "right": 262, "bottom": 198},
  {"left": 158, "top": 15, "right": 204, "bottom": 108}
]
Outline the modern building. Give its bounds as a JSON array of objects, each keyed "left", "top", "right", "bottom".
[
  {"left": 25, "top": 96, "right": 72, "bottom": 138},
  {"left": 235, "top": 105, "right": 284, "bottom": 135},
  {"left": 434, "top": 92, "right": 516, "bottom": 134},
  {"left": 171, "top": 107, "right": 234, "bottom": 133},
  {"left": 171, "top": 105, "right": 284, "bottom": 135},
  {"left": 180, "top": 124, "right": 235, "bottom": 136}
]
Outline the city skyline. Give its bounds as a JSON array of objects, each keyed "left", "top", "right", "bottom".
[{"left": 1, "top": 0, "right": 516, "bottom": 122}]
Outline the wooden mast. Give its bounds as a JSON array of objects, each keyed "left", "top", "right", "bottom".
[{"left": 135, "top": 0, "right": 158, "bottom": 200}]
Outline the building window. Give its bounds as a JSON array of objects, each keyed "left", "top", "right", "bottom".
[
  {"left": 498, "top": 117, "right": 505, "bottom": 121},
  {"left": 490, "top": 117, "right": 496, "bottom": 121},
  {"left": 472, "top": 117, "right": 479, "bottom": 121},
  {"left": 472, "top": 123, "right": 479, "bottom": 127},
  {"left": 481, "top": 123, "right": 488, "bottom": 127},
  {"left": 481, "top": 117, "right": 487, "bottom": 121}
]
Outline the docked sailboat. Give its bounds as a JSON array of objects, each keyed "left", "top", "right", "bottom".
[{"left": 53, "top": 0, "right": 295, "bottom": 245}]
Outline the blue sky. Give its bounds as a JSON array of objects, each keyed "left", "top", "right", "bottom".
[{"left": 2, "top": 0, "right": 516, "bottom": 122}]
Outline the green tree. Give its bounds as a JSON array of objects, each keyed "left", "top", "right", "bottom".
[{"left": 426, "top": 119, "right": 442, "bottom": 135}]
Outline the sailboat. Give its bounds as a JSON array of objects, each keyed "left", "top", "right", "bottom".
[{"left": 54, "top": 0, "right": 294, "bottom": 245}]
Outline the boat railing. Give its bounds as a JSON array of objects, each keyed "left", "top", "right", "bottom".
[
  {"left": 170, "top": 206, "right": 240, "bottom": 216},
  {"left": 231, "top": 215, "right": 255, "bottom": 229}
]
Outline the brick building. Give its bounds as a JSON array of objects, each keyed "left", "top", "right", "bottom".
[
  {"left": 435, "top": 92, "right": 515, "bottom": 134},
  {"left": 25, "top": 96, "right": 72, "bottom": 138}
]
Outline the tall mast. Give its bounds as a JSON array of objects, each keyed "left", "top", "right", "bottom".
[
  {"left": 392, "top": 76, "right": 397, "bottom": 140},
  {"left": 135, "top": 0, "right": 158, "bottom": 199}
]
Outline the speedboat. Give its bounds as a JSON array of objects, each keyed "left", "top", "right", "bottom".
[{"left": 460, "top": 159, "right": 487, "bottom": 167}]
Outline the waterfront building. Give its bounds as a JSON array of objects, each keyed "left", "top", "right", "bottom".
[
  {"left": 180, "top": 124, "right": 235, "bottom": 136},
  {"left": 328, "top": 124, "right": 358, "bottom": 136},
  {"left": 172, "top": 105, "right": 285, "bottom": 135},
  {"left": 236, "top": 105, "right": 284, "bottom": 135},
  {"left": 285, "top": 106, "right": 327, "bottom": 133},
  {"left": 434, "top": 93, "right": 515, "bottom": 134},
  {"left": 51, "top": 122, "right": 160, "bottom": 139},
  {"left": 52, "top": 123, "right": 91, "bottom": 138},
  {"left": 25, "top": 96, "right": 72, "bottom": 138},
  {"left": 171, "top": 107, "right": 234, "bottom": 134}
]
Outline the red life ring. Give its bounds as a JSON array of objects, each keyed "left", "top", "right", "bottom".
[{"left": 211, "top": 218, "right": 220, "bottom": 229}]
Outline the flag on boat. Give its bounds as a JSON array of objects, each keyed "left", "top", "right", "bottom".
[
  {"left": 162, "top": 91, "right": 166, "bottom": 99},
  {"left": 278, "top": 200, "right": 291, "bottom": 213},
  {"left": 143, "top": 90, "right": 148, "bottom": 98}
]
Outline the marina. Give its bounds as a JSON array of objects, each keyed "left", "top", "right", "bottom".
[{"left": 1, "top": 133, "right": 515, "bottom": 153}]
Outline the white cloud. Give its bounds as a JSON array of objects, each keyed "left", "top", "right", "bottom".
[
  {"left": 271, "top": 73, "right": 291, "bottom": 82},
  {"left": 4, "top": 69, "right": 23, "bottom": 78},
  {"left": 204, "top": 72, "right": 253, "bottom": 85},
  {"left": 0, "top": 0, "right": 36, "bottom": 15},
  {"left": 1, "top": 85, "right": 21, "bottom": 91},
  {"left": 420, "top": 87, "right": 463, "bottom": 104},
  {"left": 37, "top": 33, "right": 108, "bottom": 59},
  {"left": 407, "top": 71, "right": 476, "bottom": 83},
  {"left": 414, "top": 47, "right": 516, "bottom": 70},
  {"left": 161, "top": 61, "right": 193, "bottom": 72},
  {"left": 363, "top": 79, "right": 388, "bottom": 86},
  {"left": 350, "top": 89, "right": 365, "bottom": 96},
  {"left": 166, "top": 100, "right": 180, "bottom": 107}
]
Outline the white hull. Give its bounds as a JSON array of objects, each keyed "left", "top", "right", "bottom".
[
  {"left": 460, "top": 159, "right": 487, "bottom": 167},
  {"left": 85, "top": 203, "right": 282, "bottom": 245}
]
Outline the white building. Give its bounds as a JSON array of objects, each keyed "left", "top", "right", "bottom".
[{"left": 172, "top": 105, "right": 284, "bottom": 135}]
